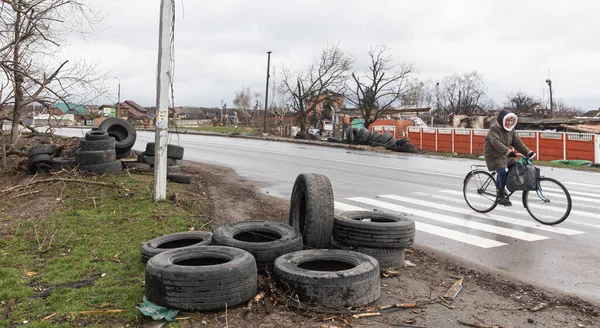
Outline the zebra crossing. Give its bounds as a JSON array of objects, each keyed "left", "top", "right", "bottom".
[{"left": 334, "top": 181, "right": 600, "bottom": 249}]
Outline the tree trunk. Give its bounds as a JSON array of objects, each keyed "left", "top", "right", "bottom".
[{"left": 11, "top": 8, "right": 22, "bottom": 145}]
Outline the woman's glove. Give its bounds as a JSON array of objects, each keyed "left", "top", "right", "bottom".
[{"left": 508, "top": 151, "right": 517, "bottom": 158}]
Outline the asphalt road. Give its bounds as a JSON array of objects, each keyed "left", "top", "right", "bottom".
[{"left": 58, "top": 128, "right": 600, "bottom": 305}]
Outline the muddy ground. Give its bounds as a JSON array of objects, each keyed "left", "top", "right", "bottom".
[{"left": 1, "top": 133, "right": 599, "bottom": 328}]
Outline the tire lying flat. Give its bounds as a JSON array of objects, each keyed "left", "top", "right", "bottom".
[{"left": 145, "top": 246, "right": 257, "bottom": 311}]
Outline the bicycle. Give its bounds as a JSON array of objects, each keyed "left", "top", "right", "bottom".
[{"left": 462, "top": 154, "right": 572, "bottom": 225}]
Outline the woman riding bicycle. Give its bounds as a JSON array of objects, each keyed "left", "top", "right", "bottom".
[{"left": 484, "top": 109, "right": 535, "bottom": 206}]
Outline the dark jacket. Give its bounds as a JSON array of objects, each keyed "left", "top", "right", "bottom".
[{"left": 484, "top": 122, "right": 530, "bottom": 171}]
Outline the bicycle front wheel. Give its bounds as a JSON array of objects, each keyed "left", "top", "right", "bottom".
[
  {"left": 463, "top": 171, "right": 498, "bottom": 213},
  {"left": 523, "top": 177, "right": 572, "bottom": 225}
]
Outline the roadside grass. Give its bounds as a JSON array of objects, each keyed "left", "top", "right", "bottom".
[{"left": 0, "top": 173, "right": 209, "bottom": 327}]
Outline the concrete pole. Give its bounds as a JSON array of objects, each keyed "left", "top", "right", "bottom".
[
  {"left": 263, "top": 51, "right": 272, "bottom": 133},
  {"left": 153, "top": 0, "right": 173, "bottom": 201}
]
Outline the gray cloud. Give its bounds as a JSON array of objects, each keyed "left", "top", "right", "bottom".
[{"left": 59, "top": 0, "right": 599, "bottom": 110}]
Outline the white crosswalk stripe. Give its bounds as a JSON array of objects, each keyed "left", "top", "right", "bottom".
[
  {"left": 334, "top": 201, "right": 508, "bottom": 248},
  {"left": 378, "top": 194, "right": 583, "bottom": 235},
  {"left": 348, "top": 197, "right": 549, "bottom": 241},
  {"left": 565, "top": 182, "right": 600, "bottom": 190},
  {"left": 333, "top": 183, "right": 595, "bottom": 249},
  {"left": 439, "top": 189, "right": 599, "bottom": 221}
]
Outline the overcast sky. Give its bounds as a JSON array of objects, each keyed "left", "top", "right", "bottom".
[{"left": 61, "top": 0, "right": 600, "bottom": 110}]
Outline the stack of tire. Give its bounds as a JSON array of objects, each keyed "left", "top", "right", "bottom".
[
  {"left": 330, "top": 211, "right": 415, "bottom": 271},
  {"left": 76, "top": 130, "right": 122, "bottom": 175},
  {"left": 27, "top": 144, "right": 76, "bottom": 174},
  {"left": 137, "top": 142, "right": 190, "bottom": 183},
  {"left": 294, "top": 131, "right": 317, "bottom": 140},
  {"left": 384, "top": 137, "right": 419, "bottom": 153},
  {"left": 283, "top": 173, "right": 381, "bottom": 308},
  {"left": 97, "top": 118, "right": 137, "bottom": 159},
  {"left": 338, "top": 127, "right": 419, "bottom": 153}
]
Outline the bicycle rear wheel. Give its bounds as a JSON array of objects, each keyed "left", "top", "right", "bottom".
[
  {"left": 463, "top": 171, "right": 498, "bottom": 213},
  {"left": 523, "top": 177, "right": 572, "bottom": 225}
]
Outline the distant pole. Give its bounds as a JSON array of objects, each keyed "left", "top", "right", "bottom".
[
  {"left": 263, "top": 51, "right": 272, "bottom": 133},
  {"left": 545, "top": 79, "right": 553, "bottom": 115},
  {"left": 153, "top": 0, "right": 173, "bottom": 201},
  {"left": 114, "top": 77, "right": 121, "bottom": 117}
]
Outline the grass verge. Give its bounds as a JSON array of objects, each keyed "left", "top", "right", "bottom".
[{"left": 0, "top": 173, "right": 209, "bottom": 328}]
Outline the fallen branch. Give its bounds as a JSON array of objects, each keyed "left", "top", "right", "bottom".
[
  {"left": 1, "top": 178, "right": 122, "bottom": 195},
  {"left": 42, "top": 313, "right": 57, "bottom": 321},
  {"left": 70, "top": 309, "right": 124, "bottom": 315},
  {"left": 31, "top": 274, "right": 102, "bottom": 298},
  {"left": 8, "top": 189, "right": 41, "bottom": 199},
  {"left": 457, "top": 319, "right": 505, "bottom": 328},
  {"left": 352, "top": 312, "right": 381, "bottom": 319},
  {"left": 379, "top": 303, "right": 417, "bottom": 310},
  {"left": 0, "top": 299, "right": 15, "bottom": 321}
]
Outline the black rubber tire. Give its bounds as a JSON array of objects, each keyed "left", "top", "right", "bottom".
[
  {"left": 28, "top": 153, "right": 54, "bottom": 173},
  {"left": 167, "top": 173, "right": 191, "bottom": 184},
  {"left": 212, "top": 221, "right": 303, "bottom": 273},
  {"left": 326, "top": 137, "right": 341, "bottom": 143},
  {"left": 50, "top": 157, "right": 76, "bottom": 171},
  {"left": 123, "top": 162, "right": 152, "bottom": 171},
  {"left": 28, "top": 144, "right": 58, "bottom": 157},
  {"left": 353, "top": 128, "right": 366, "bottom": 144},
  {"left": 167, "top": 165, "right": 181, "bottom": 173},
  {"left": 85, "top": 130, "right": 110, "bottom": 141},
  {"left": 115, "top": 148, "right": 133, "bottom": 159},
  {"left": 97, "top": 117, "right": 137, "bottom": 151},
  {"left": 330, "top": 238, "right": 405, "bottom": 270},
  {"left": 590, "top": 163, "right": 600, "bottom": 168},
  {"left": 378, "top": 132, "right": 394, "bottom": 145},
  {"left": 295, "top": 131, "right": 309, "bottom": 140},
  {"left": 145, "top": 143, "right": 185, "bottom": 160},
  {"left": 75, "top": 149, "right": 117, "bottom": 165},
  {"left": 141, "top": 231, "right": 213, "bottom": 264},
  {"left": 372, "top": 142, "right": 387, "bottom": 148},
  {"left": 385, "top": 144, "right": 397, "bottom": 151},
  {"left": 274, "top": 249, "right": 380, "bottom": 307},
  {"left": 308, "top": 133, "right": 317, "bottom": 140},
  {"left": 78, "top": 137, "right": 116, "bottom": 152},
  {"left": 384, "top": 137, "right": 397, "bottom": 147},
  {"left": 358, "top": 129, "right": 372, "bottom": 145},
  {"left": 395, "top": 143, "right": 418, "bottom": 153},
  {"left": 345, "top": 128, "right": 354, "bottom": 143},
  {"left": 367, "top": 132, "right": 382, "bottom": 145},
  {"left": 395, "top": 137, "right": 409, "bottom": 146},
  {"left": 333, "top": 211, "right": 415, "bottom": 248},
  {"left": 145, "top": 246, "right": 257, "bottom": 311},
  {"left": 79, "top": 160, "right": 122, "bottom": 175},
  {"left": 523, "top": 177, "right": 572, "bottom": 226},
  {"left": 289, "top": 173, "right": 335, "bottom": 249}
]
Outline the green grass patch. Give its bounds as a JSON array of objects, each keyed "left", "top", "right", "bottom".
[{"left": 0, "top": 174, "right": 209, "bottom": 327}]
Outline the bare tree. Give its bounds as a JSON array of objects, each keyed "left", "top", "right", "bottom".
[
  {"left": 0, "top": 0, "right": 106, "bottom": 144},
  {"left": 345, "top": 46, "right": 414, "bottom": 129},
  {"left": 432, "top": 71, "right": 492, "bottom": 124},
  {"left": 401, "top": 78, "right": 432, "bottom": 108},
  {"left": 504, "top": 91, "right": 543, "bottom": 117},
  {"left": 281, "top": 44, "right": 354, "bottom": 131}
]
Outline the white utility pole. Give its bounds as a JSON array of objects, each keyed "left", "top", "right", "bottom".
[{"left": 154, "top": 0, "right": 173, "bottom": 201}]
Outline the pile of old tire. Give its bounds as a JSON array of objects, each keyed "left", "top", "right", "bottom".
[
  {"left": 141, "top": 231, "right": 213, "bottom": 263},
  {"left": 76, "top": 130, "right": 122, "bottom": 175},
  {"left": 27, "top": 144, "right": 76, "bottom": 174},
  {"left": 289, "top": 173, "right": 334, "bottom": 249},
  {"left": 145, "top": 245, "right": 257, "bottom": 311},
  {"left": 212, "top": 220, "right": 303, "bottom": 273},
  {"left": 274, "top": 249, "right": 380, "bottom": 307},
  {"left": 97, "top": 117, "right": 136, "bottom": 159},
  {"left": 294, "top": 131, "right": 317, "bottom": 141},
  {"left": 137, "top": 142, "right": 190, "bottom": 183},
  {"left": 382, "top": 137, "right": 419, "bottom": 153},
  {"left": 331, "top": 211, "right": 415, "bottom": 271}
]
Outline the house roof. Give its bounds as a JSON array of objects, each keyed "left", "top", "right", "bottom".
[
  {"left": 581, "top": 110, "right": 600, "bottom": 117},
  {"left": 53, "top": 102, "right": 89, "bottom": 115},
  {"left": 123, "top": 100, "right": 147, "bottom": 113}
]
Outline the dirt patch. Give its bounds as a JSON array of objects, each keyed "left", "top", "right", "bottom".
[{"left": 1, "top": 132, "right": 599, "bottom": 328}]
